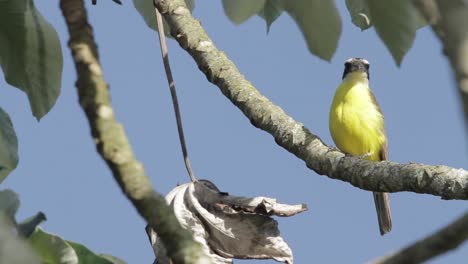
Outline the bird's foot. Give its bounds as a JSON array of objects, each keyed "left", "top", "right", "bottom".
[
  {"left": 328, "top": 146, "right": 342, "bottom": 153},
  {"left": 355, "top": 152, "right": 372, "bottom": 159}
]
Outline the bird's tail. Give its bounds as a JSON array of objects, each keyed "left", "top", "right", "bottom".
[{"left": 373, "top": 192, "right": 392, "bottom": 235}]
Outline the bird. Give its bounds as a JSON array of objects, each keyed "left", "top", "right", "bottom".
[{"left": 329, "top": 58, "right": 392, "bottom": 235}]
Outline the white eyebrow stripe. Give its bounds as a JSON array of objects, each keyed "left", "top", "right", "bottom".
[{"left": 345, "top": 58, "right": 370, "bottom": 65}]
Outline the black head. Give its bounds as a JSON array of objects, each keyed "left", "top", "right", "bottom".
[{"left": 342, "top": 58, "right": 370, "bottom": 80}]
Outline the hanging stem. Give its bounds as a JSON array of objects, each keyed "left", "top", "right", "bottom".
[{"left": 153, "top": 2, "right": 196, "bottom": 183}]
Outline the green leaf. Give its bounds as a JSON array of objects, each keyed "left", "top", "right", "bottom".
[
  {"left": 221, "top": 0, "right": 341, "bottom": 59},
  {"left": 99, "top": 254, "right": 127, "bottom": 264},
  {"left": 0, "top": 109, "right": 18, "bottom": 183},
  {"left": 221, "top": 0, "right": 284, "bottom": 32},
  {"left": 345, "top": 0, "right": 372, "bottom": 31},
  {"left": 68, "top": 241, "right": 126, "bottom": 264},
  {"left": 414, "top": 10, "right": 428, "bottom": 29},
  {"left": 29, "top": 228, "right": 79, "bottom": 264},
  {"left": 366, "top": 0, "right": 420, "bottom": 65},
  {"left": 0, "top": 189, "right": 20, "bottom": 223},
  {"left": 222, "top": 0, "right": 266, "bottom": 24},
  {"left": 0, "top": 0, "right": 63, "bottom": 120},
  {"left": 0, "top": 217, "right": 40, "bottom": 264},
  {"left": 133, "top": 0, "right": 194, "bottom": 36},
  {"left": 258, "top": 0, "right": 284, "bottom": 33},
  {"left": 29, "top": 228, "right": 126, "bottom": 264},
  {"left": 285, "top": 0, "right": 342, "bottom": 61}
]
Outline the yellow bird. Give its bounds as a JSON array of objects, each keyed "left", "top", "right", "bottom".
[{"left": 329, "top": 58, "right": 392, "bottom": 235}]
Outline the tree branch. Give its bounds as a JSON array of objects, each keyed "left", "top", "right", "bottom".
[
  {"left": 372, "top": 211, "right": 468, "bottom": 264},
  {"left": 155, "top": 0, "right": 468, "bottom": 200},
  {"left": 414, "top": 0, "right": 468, "bottom": 127},
  {"left": 59, "top": 0, "right": 210, "bottom": 263}
]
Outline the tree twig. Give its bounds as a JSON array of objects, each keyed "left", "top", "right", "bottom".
[
  {"left": 372, "top": 211, "right": 468, "bottom": 264},
  {"left": 59, "top": 0, "right": 209, "bottom": 262},
  {"left": 154, "top": 0, "right": 468, "bottom": 200},
  {"left": 153, "top": 1, "right": 196, "bottom": 183}
]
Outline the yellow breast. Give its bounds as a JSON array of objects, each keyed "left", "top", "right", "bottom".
[{"left": 329, "top": 73, "right": 386, "bottom": 161}]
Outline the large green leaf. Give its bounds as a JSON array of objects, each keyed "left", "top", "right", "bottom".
[
  {"left": 345, "top": 0, "right": 372, "bottom": 30},
  {"left": 68, "top": 242, "right": 126, "bottom": 264},
  {"left": 222, "top": 0, "right": 266, "bottom": 24},
  {"left": 0, "top": 0, "right": 62, "bottom": 120},
  {"left": 0, "top": 189, "right": 19, "bottom": 223},
  {"left": 133, "top": 0, "right": 194, "bottom": 35},
  {"left": 346, "top": 0, "right": 425, "bottom": 65},
  {"left": 0, "top": 190, "right": 43, "bottom": 262},
  {"left": 258, "top": 0, "right": 284, "bottom": 33},
  {"left": 29, "top": 228, "right": 79, "bottom": 264},
  {"left": 0, "top": 189, "right": 46, "bottom": 236},
  {"left": 285, "top": 0, "right": 342, "bottom": 61},
  {"left": 98, "top": 254, "right": 127, "bottom": 264},
  {"left": 29, "top": 228, "right": 126, "bottom": 264},
  {"left": 346, "top": 0, "right": 427, "bottom": 32},
  {"left": 367, "top": 0, "right": 420, "bottom": 65},
  {"left": 221, "top": 0, "right": 341, "bottom": 61},
  {"left": 0, "top": 108, "right": 18, "bottom": 183},
  {"left": 0, "top": 217, "right": 40, "bottom": 264},
  {"left": 222, "top": 0, "right": 284, "bottom": 32}
]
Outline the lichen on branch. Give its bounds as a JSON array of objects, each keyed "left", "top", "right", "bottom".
[{"left": 155, "top": 0, "right": 468, "bottom": 200}]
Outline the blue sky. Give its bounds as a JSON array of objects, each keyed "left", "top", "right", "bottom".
[{"left": 2, "top": 1, "right": 467, "bottom": 263}]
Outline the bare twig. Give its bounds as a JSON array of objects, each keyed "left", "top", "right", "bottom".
[
  {"left": 372, "top": 212, "right": 468, "bottom": 264},
  {"left": 153, "top": 1, "right": 196, "bottom": 183},
  {"left": 154, "top": 0, "right": 468, "bottom": 200},
  {"left": 59, "top": 0, "right": 209, "bottom": 262}
]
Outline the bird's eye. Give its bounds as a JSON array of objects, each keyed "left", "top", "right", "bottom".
[
  {"left": 365, "top": 63, "right": 370, "bottom": 70},
  {"left": 344, "top": 62, "right": 351, "bottom": 68}
]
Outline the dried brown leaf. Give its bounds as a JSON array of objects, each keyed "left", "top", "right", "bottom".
[{"left": 148, "top": 180, "right": 307, "bottom": 264}]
